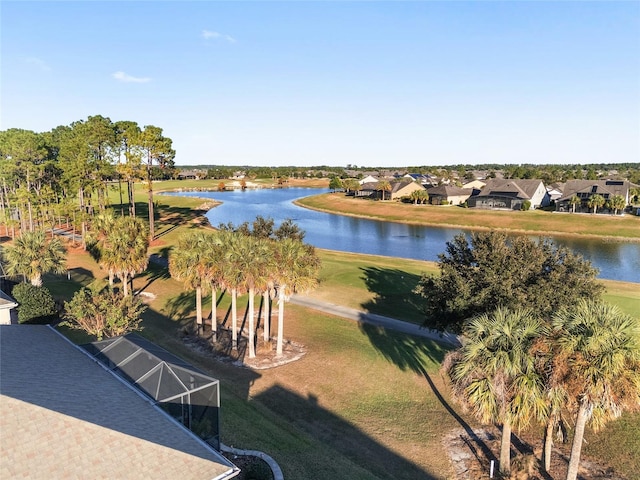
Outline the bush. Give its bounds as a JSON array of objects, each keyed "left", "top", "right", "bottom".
[
  {"left": 12, "top": 283, "right": 57, "bottom": 324},
  {"left": 521, "top": 200, "right": 532, "bottom": 211}
]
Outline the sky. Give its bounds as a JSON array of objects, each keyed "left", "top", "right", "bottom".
[{"left": 1, "top": 1, "right": 639, "bottom": 168}]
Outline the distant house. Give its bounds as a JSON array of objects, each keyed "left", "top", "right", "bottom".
[
  {"left": 427, "top": 185, "right": 475, "bottom": 205},
  {"left": 358, "top": 175, "right": 379, "bottom": 185},
  {"left": 546, "top": 182, "right": 565, "bottom": 203},
  {"left": 556, "top": 180, "right": 632, "bottom": 213},
  {"left": 468, "top": 179, "right": 549, "bottom": 210},
  {"left": 0, "top": 290, "right": 18, "bottom": 325},
  {"left": 390, "top": 180, "right": 425, "bottom": 200},
  {"left": 177, "top": 169, "right": 205, "bottom": 180},
  {"left": 462, "top": 179, "right": 486, "bottom": 190}
]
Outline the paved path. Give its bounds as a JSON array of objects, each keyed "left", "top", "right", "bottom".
[{"left": 290, "top": 295, "right": 460, "bottom": 347}]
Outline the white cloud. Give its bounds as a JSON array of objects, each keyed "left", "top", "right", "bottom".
[
  {"left": 24, "top": 57, "right": 51, "bottom": 72},
  {"left": 201, "top": 29, "right": 236, "bottom": 43},
  {"left": 111, "top": 71, "right": 151, "bottom": 83}
]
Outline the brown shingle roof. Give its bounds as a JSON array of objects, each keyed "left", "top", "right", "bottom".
[{"left": 0, "top": 325, "right": 238, "bottom": 480}]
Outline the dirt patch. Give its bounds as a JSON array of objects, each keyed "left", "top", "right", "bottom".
[
  {"left": 180, "top": 323, "right": 306, "bottom": 370},
  {"left": 443, "top": 426, "right": 628, "bottom": 480}
]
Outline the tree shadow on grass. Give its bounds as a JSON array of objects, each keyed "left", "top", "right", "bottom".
[
  {"left": 136, "top": 263, "right": 172, "bottom": 294},
  {"left": 358, "top": 321, "right": 497, "bottom": 469},
  {"left": 359, "top": 267, "right": 425, "bottom": 323},
  {"left": 254, "top": 384, "right": 440, "bottom": 480}
]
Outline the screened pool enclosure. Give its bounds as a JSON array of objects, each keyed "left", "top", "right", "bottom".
[{"left": 83, "top": 334, "right": 221, "bottom": 450}]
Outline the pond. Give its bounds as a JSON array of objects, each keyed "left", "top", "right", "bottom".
[{"left": 163, "top": 187, "right": 640, "bottom": 283}]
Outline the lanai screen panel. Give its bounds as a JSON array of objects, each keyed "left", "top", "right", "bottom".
[{"left": 83, "top": 334, "right": 221, "bottom": 450}]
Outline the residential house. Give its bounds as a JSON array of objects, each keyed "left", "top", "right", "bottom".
[
  {"left": 0, "top": 325, "right": 240, "bottom": 479},
  {"left": 461, "top": 179, "right": 486, "bottom": 190},
  {"left": 467, "top": 178, "right": 549, "bottom": 210},
  {"left": 358, "top": 175, "right": 379, "bottom": 185},
  {"left": 426, "top": 185, "right": 475, "bottom": 205},
  {"left": 556, "top": 179, "right": 632, "bottom": 213},
  {"left": 390, "top": 180, "right": 426, "bottom": 200}
]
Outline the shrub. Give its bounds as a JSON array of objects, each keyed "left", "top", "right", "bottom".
[
  {"left": 12, "top": 283, "right": 57, "bottom": 324},
  {"left": 521, "top": 200, "right": 532, "bottom": 211}
]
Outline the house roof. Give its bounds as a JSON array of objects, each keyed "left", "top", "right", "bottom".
[
  {"left": 558, "top": 179, "right": 631, "bottom": 202},
  {"left": 0, "top": 325, "right": 238, "bottom": 480},
  {"left": 427, "top": 185, "right": 473, "bottom": 197},
  {"left": 473, "top": 178, "right": 543, "bottom": 200}
]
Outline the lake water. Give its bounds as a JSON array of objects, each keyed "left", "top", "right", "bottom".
[{"left": 163, "top": 187, "right": 640, "bottom": 283}]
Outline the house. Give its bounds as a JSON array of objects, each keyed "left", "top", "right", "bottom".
[
  {"left": 462, "top": 179, "right": 486, "bottom": 190},
  {"left": 467, "top": 179, "right": 549, "bottom": 210},
  {"left": 556, "top": 180, "right": 632, "bottom": 213},
  {"left": 358, "top": 175, "right": 379, "bottom": 185},
  {"left": 546, "top": 182, "right": 565, "bottom": 203},
  {"left": 426, "top": 185, "right": 475, "bottom": 205},
  {"left": 178, "top": 169, "right": 205, "bottom": 180},
  {"left": 0, "top": 290, "right": 17, "bottom": 325},
  {"left": 390, "top": 180, "right": 426, "bottom": 200},
  {"left": 0, "top": 325, "right": 240, "bottom": 479}
]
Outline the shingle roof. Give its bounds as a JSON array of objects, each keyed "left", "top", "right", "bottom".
[
  {"left": 474, "top": 178, "right": 543, "bottom": 200},
  {"left": 558, "top": 180, "right": 631, "bottom": 202},
  {"left": 0, "top": 325, "right": 238, "bottom": 480}
]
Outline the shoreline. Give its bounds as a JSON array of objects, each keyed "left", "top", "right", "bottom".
[{"left": 293, "top": 195, "right": 640, "bottom": 244}]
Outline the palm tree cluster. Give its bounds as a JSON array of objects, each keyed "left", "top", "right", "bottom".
[
  {"left": 0, "top": 116, "right": 175, "bottom": 244},
  {"left": 169, "top": 218, "right": 320, "bottom": 359},
  {"left": 444, "top": 301, "right": 640, "bottom": 479},
  {"left": 85, "top": 212, "right": 150, "bottom": 296},
  {"left": 1, "top": 229, "right": 67, "bottom": 286}
]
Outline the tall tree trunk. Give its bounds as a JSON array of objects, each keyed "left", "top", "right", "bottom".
[
  {"left": 543, "top": 418, "right": 555, "bottom": 473},
  {"left": 248, "top": 288, "right": 255, "bottom": 358},
  {"left": 122, "top": 273, "right": 129, "bottom": 297},
  {"left": 196, "top": 285, "right": 203, "bottom": 335},
  {"left": 210, "top": 286, "right": 217, "bottom": 343},
  {"left": 566, "top": 401, "right": 589, "bottom": 480},
  {"left": 263, "top": 290, "right": 270, "bottom": 342},
  {"left": 147, "top": 167, "right": 154, "bottom": 240},
  {"left": 499, "top": 419, "right": 512, "bottom": 476},
  {"left": 231, "top": 288, "right": 238, "bottom": 351},
  {"left": 276, "top": 287, "right": 286, "bottom": 357}
]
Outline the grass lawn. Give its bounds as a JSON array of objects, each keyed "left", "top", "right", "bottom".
[
  {"left": 297, "top": 192, "right": 640, "bottom": 240},
  {"left": 24, "top": 178, "right": 640, "bottom": 479}
]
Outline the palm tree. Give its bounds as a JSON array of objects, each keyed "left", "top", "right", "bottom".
[
  {"left": 377, "top": 180, "right": 392, "bottom": 201},
  {"left": 607, "top": 194, "right": 626, "bottom": 215},
  {"left": 105, "top": 216, "right": 149, "bottom": 297},
  {"left": 205, "top": 231, "right": 228, "bottom": 342},
  {"left": 2, "top": 230, "right": 67, "bottom": 286},
  {"left": 238, "top": 236, "right": 272, "bottom": 358},
  {"left": 587, "top": 193, "right": 605, "bottom": 214},
  {"left": 220, "top": 233, "right": 247, "bottom": 351},
  {"left": 551, "top": 300, "right": 640, "bottom": 480},
  {"left": 568, "top": 194, "right": 581, "bottom": 213},
  {"left": 444, "top": 307, "right": 547, "bottom": 476},
  {"left": 273, "top": 239, "right": 320, "bottom": 356},
  {"left": 169, "top": 231, "right": 210, "bottom": 334}
]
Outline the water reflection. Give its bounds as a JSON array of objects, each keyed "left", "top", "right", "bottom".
[{"left": 163, "top": 188, "right": 639, "bottom": 283}]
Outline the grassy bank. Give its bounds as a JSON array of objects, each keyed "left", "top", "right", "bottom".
[{"left": 296, "top": 192, "right": 640, "bottom": 240}]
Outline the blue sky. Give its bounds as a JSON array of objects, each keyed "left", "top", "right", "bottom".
[{"left": 1, "top": 1, "right": 639, "bottom": 167}]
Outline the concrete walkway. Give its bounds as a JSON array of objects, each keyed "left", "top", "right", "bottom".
[{"left": 290, "top": 295, "right": 460, "bottom": 347}]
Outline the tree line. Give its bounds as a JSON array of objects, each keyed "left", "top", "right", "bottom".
[{"left": 0, "top": 116, "right": 176, "bottom": 243}]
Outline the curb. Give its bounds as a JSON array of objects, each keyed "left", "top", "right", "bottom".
[{"left": 220, "top": 443, "right": 284, "bottom": 480}]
